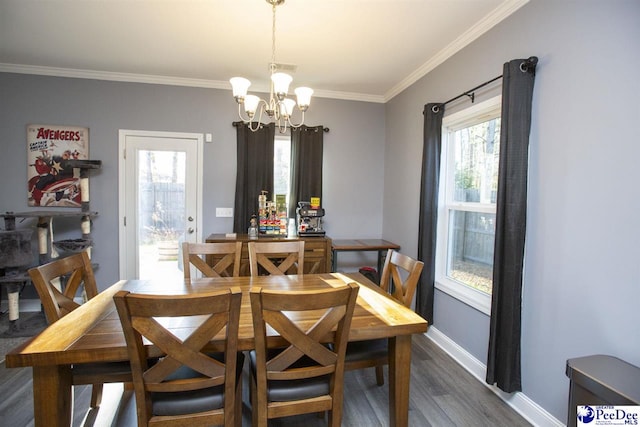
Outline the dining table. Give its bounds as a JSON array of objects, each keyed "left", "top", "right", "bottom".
[{"left": 6, "top": 272, "right": 428, "bottom": 427}]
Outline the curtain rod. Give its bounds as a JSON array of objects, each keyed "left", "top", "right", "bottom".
[
  {"left": 431, "top": 74, "right": 502, "bottom": 113},
  {"left": 299, "top": 126, "right": 330, "bottom": 133},
  {"left": 431, "top": 57, "right": 538, "bottom": 114},
  {"left": 429, "top": 75, "right": 502, "bottom": 114},
  {"left": 442, "top": 74, "right": 503, "bottom": 107},
  {"left": 232, "top": 121, "right": 329, "bottom": 132}
]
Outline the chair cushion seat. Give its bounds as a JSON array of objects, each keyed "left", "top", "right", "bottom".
[
  {"left": 153, "top": 382, "right": 230, "bottom": 415},
  {"left": 345, "top": 338, "right": 388, "bottom": 363},
  {"left": 152, "top": 352, "right": 244, "bottom": 416},
  {"left": 266, "top": 375, "right": 330, "bottom": 402},
  {"left": 250, "top": 349, "right": 330, "bottom": 402},
  {"left": 152, "top": 383, "right": 226, "bottom": 416}
]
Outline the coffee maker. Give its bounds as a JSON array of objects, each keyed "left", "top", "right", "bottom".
[{"left": 296, "top": 201, "right": 325, "bottom": 236}]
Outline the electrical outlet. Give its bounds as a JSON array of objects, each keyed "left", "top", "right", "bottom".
[{"left": 216, "top": 207, "right": 233, "bottom": 217}]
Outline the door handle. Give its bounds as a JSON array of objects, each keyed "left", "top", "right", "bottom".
[{"left": 188, "top": 227, "right": 194, "bottom": 233}]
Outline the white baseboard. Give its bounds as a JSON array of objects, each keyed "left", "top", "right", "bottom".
[{"left": 425, "top": 327, "right": 564, "bottom": 427}]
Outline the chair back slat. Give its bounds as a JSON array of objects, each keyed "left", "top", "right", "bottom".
[
  {"left": 182, "top": 242, "right": 242, "bottom": 279},
  {"left": 379, "top": 250, "right": 424, "bottom": 308},
  {"left": 28, "top": 250, "right": 98, "bottom": 324},
  {"left": 248, "top": 241, "right": 305, "bottom": 276}
]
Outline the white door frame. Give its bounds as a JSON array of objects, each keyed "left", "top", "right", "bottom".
[{"left": 118, "top": 129, "right": 203, "bottom": 279}]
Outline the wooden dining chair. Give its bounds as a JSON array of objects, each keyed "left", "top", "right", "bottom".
[
  {"left": 345, "top": 249, "right": 424, "bottom": 386},
  {"left": 113, "top": 287, "right": 243, "bottom": 427},
  {"left": 249, "top": 283, "right": 359, "bottom": 427},
  {"left": 28, "top": 250, "right": 132, "bottom": 407},
  {"left": 182, "top": 241, "right": 243, "bottom": 279},
  {"left": 248, "top": 240, "right": 305, "bottom": 276},
  {"left": 379, "top": 249, "right": 425, "bottom": 308}
]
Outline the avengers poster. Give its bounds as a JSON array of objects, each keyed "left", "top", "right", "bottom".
[{"left": 27, "top": 124, "right": 89, "bottom": 207}]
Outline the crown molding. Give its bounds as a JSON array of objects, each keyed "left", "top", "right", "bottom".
[
  {"left": 384, "top": 0, "right": 530, "bottom": 102},
  {"left": 0, "top": 63, "right": 231, "bottom": 90},
  {"left": 0, "top": 63, "right": 385, "bottom": 104},
  {"left": 313, "top": 89, "right": 385, "bottom": 104},
  {"left": 0, "top": 0, "right": 527, "bottom": 106}
]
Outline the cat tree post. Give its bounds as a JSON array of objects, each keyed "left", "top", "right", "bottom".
[{"left": 0, "top": 217, "right": 33, "bottom": 326}]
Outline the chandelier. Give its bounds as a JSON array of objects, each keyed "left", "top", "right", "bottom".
[{"left": 230, "top": 0, "right": 313, "bottom": 133}]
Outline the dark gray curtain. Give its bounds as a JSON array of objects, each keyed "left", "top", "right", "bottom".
[
  {"left": 233, "top": 122, "right": 275, "bottom": 233},
  {"left": 416, "top": 103, "right": 445, "bottom": 325},
  {"left": 486, "top": 57, "right": 537, "bottom": 393},
  {"left": 288, "top": 125, "right": 324, "bottom": 217}
]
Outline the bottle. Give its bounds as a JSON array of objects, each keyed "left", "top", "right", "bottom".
[
  {"left": 248, "top": 215, "right": 258, "bottom": 239},
  {"left": 288, "top": 218, "right": 297, "bottom": 237},
  {"left": 258, "top": 191, "right": 268, "bottom": 235}
]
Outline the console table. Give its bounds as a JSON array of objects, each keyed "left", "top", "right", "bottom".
[
  {"left": 205, "top": 233, "right": 332, "bottom": 276},
  {"left": 331, "top": 239, "right": 401, "bottom": 273}
]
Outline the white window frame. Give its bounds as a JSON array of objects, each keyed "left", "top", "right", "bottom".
[{"left": 435, "top": 96, "right": 501, "bottom": 315}]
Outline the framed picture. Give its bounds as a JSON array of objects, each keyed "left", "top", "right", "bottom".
[{"left": 27, "top": 124, "right": 89, "bottom": 207}]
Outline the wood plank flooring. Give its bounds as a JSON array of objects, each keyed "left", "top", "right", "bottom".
[{"left": 0, "top": 334, "right": 531, "bottom": 426}]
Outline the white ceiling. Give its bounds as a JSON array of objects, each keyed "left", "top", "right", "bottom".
[{"left": 0, "top": 0, "right": 528, "bottom": 103}]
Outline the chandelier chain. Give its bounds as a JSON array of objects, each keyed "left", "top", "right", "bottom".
[{"left": 271, "top": 2, "right": 277, "bottom": 68}]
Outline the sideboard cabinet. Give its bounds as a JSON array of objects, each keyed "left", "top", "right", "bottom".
[{"left": 205, "top": 233, "right": 332, "bottom": 276}]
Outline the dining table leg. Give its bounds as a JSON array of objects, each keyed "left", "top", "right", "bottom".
[
  {"left": 388, "top": 334, "right": 412, "bottom": 427},
  {"left": 32, "top": 365, "right": 73, "bottom": 427}
]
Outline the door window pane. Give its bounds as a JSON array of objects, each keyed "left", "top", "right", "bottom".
[{"left": 137, "top": 150, "right": 186, "bottom": 281}]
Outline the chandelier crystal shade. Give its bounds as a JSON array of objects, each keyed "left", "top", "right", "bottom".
[{"left": 230, "top": 0, "right": 313, "bottom": 133}]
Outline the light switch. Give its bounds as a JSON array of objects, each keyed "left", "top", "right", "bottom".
[
  {"left": 216, "top": 207, "right": 233, "bottom": 217},
  {"left": 205, "top": 133, "right": 212, "bottom": 142}
]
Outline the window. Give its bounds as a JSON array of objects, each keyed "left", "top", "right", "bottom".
[
  {"left": 273, "top": 134, "right": 291, "bottom": 209},
  {"left": 435, "top": 97, "right": 501, "bottom": 314}
]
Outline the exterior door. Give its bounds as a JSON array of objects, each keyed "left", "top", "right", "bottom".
[{"left": 119, "top": 130, "right": 202, "bottom": 280}]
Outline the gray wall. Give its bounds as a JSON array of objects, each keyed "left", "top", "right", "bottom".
[
  {"left": 3, "top": 0, "right": 639, "bottom": 423},
  {"left": 0, "top": 74, "right": 385, "bottom": 289},
  {"left": 384, "top": 0, "right": 640, "bottom": 422}
]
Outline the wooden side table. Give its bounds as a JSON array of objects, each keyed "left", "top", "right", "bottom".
[{"left": 331, "top": 239, "right": 400, "bottom": 273}]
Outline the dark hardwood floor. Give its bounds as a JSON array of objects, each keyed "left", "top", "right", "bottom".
[{"left": 0, "top": 334, "right": 531, "bottom": 426}]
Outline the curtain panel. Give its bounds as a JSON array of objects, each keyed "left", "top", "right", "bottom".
[
  {"left": 288, "top": 125, "right": 324, "bottom": 217},
  {"left": 233, "top": 122, "right": 275, "bottom": 233},
  {"left": 416, "top": 103, "right": 445, "bottom": 325},
  {"left": 486, "top": 57, "right": 537, "bottom": 393}
]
